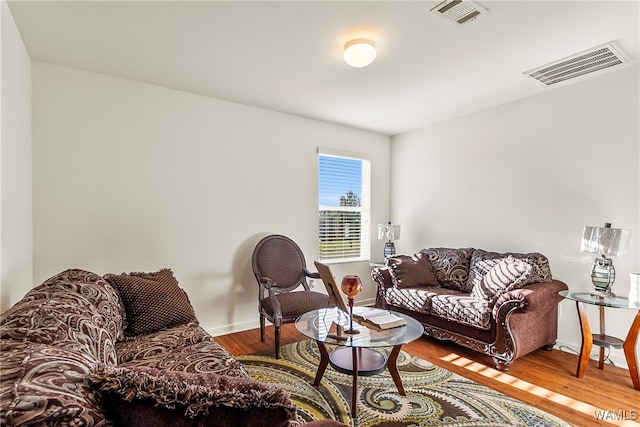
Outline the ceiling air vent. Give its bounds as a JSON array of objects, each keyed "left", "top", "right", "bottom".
[
  {"left": 430, "top": 0, "right": 488, "bottom": 25},
  {"left": 524, "top": 43, "right": 629, "bottom": 86}
]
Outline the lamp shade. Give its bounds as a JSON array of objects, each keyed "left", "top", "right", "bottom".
[
  {"left": 580, "top": 224, "right": 631, "bottom": 257},
  {"left": 378, "top": 223, "right": 400, "bottom": 241},
  {"left": 343, "top": 38, "right": 376, "bottom": 68}
]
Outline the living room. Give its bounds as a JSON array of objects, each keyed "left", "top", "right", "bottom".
[{"left": 1, "top": 1, "right": 639, "bottom": 422}]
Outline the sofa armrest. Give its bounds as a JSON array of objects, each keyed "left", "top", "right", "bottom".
[
  {"left": 492, "top": 280, "right": 569, "bottom": 320},
  {"left": 371, "top": 266, "right": 393, "bottom": 308}
]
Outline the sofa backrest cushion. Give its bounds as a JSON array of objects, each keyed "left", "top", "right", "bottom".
[
  {"left": 386, "top": 253, "right": 439, "bottom": 289},
  {"left": 468, "top": 249, "right": 552, "bottom": 288},
  {"left": 105, "top": 269, "right": 197, "bottom": 337},
  {"left": 471, "top": 256, "right": 533, "bottom": 308},
  {"left": 0, "top": 269, "right": 124, "bottom": 366},
  {"left": 419, "top": 247, "right": 475, "bottom": 292}
]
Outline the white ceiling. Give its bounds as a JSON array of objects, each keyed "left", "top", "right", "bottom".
[{"left": 7, "top": 0, "right": 640, "bottom": 136}]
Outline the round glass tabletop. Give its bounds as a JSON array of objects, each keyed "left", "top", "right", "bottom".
[
  {"left": 559, "top": 290, "right": 640, "bottom": 310},
  {"left": 295, "top": 307, "right": 423, "bottom": 348}
]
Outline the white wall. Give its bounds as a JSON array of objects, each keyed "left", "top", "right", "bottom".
[
  {"left": 391, "top": 65, "right": 640, "bottom": 368},
  {"left": 0, "top": 1, "right": 33, "bottom": 312},
  {"left": 31, "top": 61, "right": 390, "bottom": 334}
]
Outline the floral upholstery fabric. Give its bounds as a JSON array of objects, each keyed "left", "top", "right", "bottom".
[
  {"left": 0, "top": 268, "right": 273, "bottom": 427},
  {"left": 116, "top": 323, "right": 249, "bottom": 378},
  {"left": 430, "top": 294, "right": 492, "bottom": 329},
  {"left": 0, "top": 269, "right": 124, "bottom": 426},
  {"left": 1, "top": 269, "right": 125, "bottom": 347},
  {"left": 1, "top": 340, "right": 111, "bottom": 427},
  {"left": 419, "top": 247, "right": 474, "bottom": 292}
]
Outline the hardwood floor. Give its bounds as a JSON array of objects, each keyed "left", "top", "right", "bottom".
[{"left": 216, "top": 324, "right": 640, "bottom": 427}]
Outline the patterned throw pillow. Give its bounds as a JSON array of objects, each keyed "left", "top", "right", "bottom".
[
  {"left": 104, "top": 269, "right": 197, "bottom": 337},
  {"left": 89, "top": 366, "right": 296, "bottom": 427},
  {"left": 387, "top": 253, "right": 439, "bottom": 289},
  {"left": 468, "top": 249, "right": 552, "bottom": 287},
  {"left": 471, "top": 256, "right": 532, "bottom": 308},
  {"left": 420, "top": 247, "right": 474, "bottom": 292}
]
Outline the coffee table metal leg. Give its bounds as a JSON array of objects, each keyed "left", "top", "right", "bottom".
[
  {"left": 387, "top": 345, "right": 406, "bottom": 395},
  {"left": 313, "top": 341, "right": 329, "bottom": 386}
]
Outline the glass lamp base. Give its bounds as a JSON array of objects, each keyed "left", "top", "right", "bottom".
[
  {"left": 384, "top": 242, "right": 396, "bottom": 258},
  {"left": 591, "top": 257, "right": 615, "bottom": 298}
]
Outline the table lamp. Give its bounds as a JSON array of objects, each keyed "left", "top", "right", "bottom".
[
  {"left": 580, "top": 222, "right": 631, "bottom": 297},
  {"left": 378, "top": 222, "right": 400, "bottom": 258}
]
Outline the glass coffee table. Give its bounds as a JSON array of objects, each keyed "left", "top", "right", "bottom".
[
  {"left": 295, "top": 307, "right": 423, "bottom": 418},
  {"left": 559, "top": 291, "right": 640, "bottom": 390}
]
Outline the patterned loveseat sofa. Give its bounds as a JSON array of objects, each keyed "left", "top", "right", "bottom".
[
  {"left": 372, "top": 248, "right": 568, "bottom": 371},
  {"left": 0, "top": 268, "right": 344, "bottom": 427}
]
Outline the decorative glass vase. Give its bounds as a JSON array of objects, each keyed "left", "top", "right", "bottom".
[{"left": 341, "top": 275, "right": 362, "bottom": 334}]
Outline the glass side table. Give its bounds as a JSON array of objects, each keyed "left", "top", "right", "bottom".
[{"left": 559, "top": 291, "right": 640, "bottom": 390}]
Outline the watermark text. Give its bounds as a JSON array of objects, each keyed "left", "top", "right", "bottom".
[{"left": 594, "top": 410, "right": 638, "bottom": 421}]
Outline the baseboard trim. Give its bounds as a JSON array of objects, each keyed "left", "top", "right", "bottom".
[{"left": 205, "top": 297, "right": 377, "bottom": 337}]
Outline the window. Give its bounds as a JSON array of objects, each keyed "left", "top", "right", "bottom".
[{"left": 318, "top": 149, "right": 371, "bottom": 262}]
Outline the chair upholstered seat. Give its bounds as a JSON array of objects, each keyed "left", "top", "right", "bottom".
[{"left": 259, "top": 291, "right": 330, "bottom": 320}]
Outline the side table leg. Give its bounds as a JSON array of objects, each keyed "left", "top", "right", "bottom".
[
  {"left": 387, "top": 345, "right": 406, "bottom": 395},
  {"left": 313, "top": 341, "right": 329, "bottom": 386},
  {"left": 576, "top": 301, "right": 593, "bottom": 378},
  {"left": 623, "top": 310, "right": 640, "bottom": 390},
  {"left": 351, "top": 347, "right": 358, "bottom": 418},
  {"left": 598, "top": 305, "right": 606, "bottom": 370}
]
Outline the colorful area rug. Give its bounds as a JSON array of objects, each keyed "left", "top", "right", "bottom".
[{"left": 237, "top": 340, "right": 572, "bottom": 427}]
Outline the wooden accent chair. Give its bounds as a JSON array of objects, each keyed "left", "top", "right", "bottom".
[{"left": 252, "top": 234, "right": 331, "bottom": 358}]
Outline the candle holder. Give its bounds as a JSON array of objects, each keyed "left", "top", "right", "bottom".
[{"left": 341, "top": 275, "right": 362, "bottom": 334}]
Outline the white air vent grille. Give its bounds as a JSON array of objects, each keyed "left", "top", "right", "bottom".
[
  {"left": 430, "top": 0, "right": 488, "bottom": 25},
  {"left": 524, "top": 43, "right": 628, "bottom": 86}
]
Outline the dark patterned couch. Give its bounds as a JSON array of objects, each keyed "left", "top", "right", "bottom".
[
  {"left": 372, "top": 248, "right": 568, "bottom": 371},
  {"left": 0, "top": 269, "right": 345, "bottom": 427}
]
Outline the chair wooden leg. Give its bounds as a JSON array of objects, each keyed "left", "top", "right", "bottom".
[
  {"left": 275, "top": 326, "right": 281, "bottom": 359},
  {"left": 260, "top": 314, "right": 265, "bottom": 342}
]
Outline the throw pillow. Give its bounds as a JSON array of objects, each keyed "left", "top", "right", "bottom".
[
  {"left": 88, "top": 366, "right": 296, "bottom": 427},
  {"left": 471, "top": 256, "right": 533, "bottom": 308},
  {"left": 420, "top": 247, "right": 474, "bottom": 292},
  {"left": 468, "top": 249, "right": 552, "bottom": 287},
  {"left": 104, "top": 269, "right": 197, "bottom": 337},
  {"left": 387, "top": 253, "right": 439, "bottom": 288}
]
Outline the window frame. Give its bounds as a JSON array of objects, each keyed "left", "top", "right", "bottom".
[{"left": 317, "top": 148, "right": 371, "bottom": 263}]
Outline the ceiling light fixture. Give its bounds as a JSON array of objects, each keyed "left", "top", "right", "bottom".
[{"left": 343, "top": 38, "right": 376, "bottom": 68}]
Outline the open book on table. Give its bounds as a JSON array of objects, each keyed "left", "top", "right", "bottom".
[{"left": 352, "top": 307, "right": 407, "bottom": 330}]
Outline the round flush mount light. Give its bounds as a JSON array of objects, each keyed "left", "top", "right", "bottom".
[{"left": 343, "top": 38, "right": 376, "bottom": 68}]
